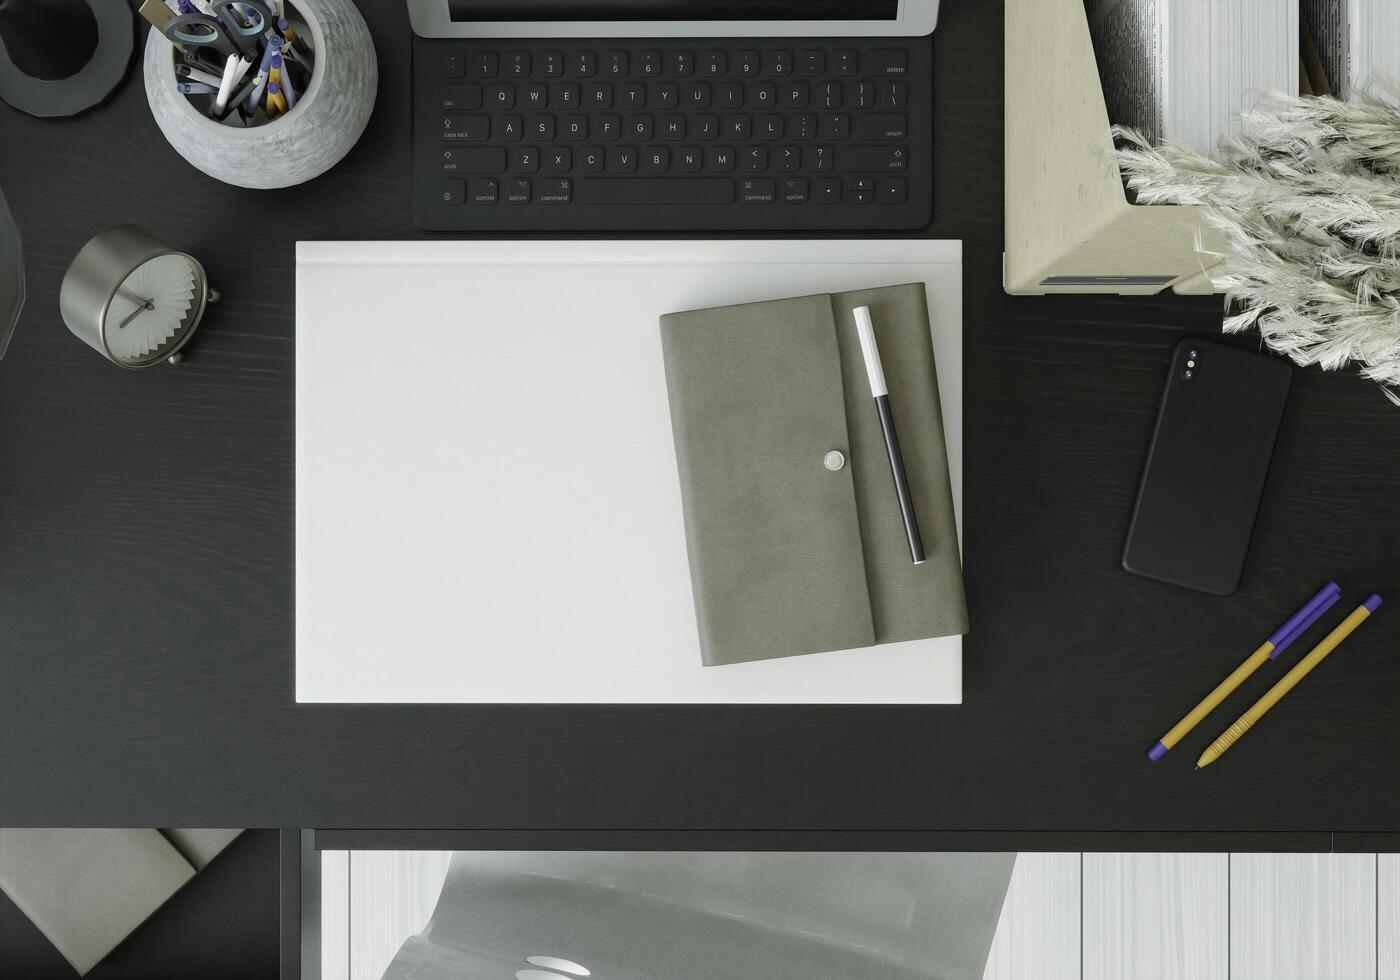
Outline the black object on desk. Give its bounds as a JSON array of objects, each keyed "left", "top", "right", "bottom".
[
  {"left": 1123, "top": 339, "right": 1292, "bottom": 596},
  {"left": 413, "top": 35, "right": 932, "bottom": 231}
]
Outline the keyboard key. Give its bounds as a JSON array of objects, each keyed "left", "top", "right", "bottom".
[
  {"left": 439, "top": 178, "right": 465, "bottom": 204},
  {"left": 821, "top": 113, "right": 850, "bottom": 140},
  {"left": 865, "top": 50, "right": 907, "bottom": 75},
  {"left": 716, "top": 82, "right": 744, "bottom": 109},
  {"left": 575, "top": 178, "right": 734, "bottom": 205},
  {"left": 800, "top": 51, "right": 824, "bottom": 76},
  {"left": 879, "top": 177, "right": 906, "bottom": 203},
  {"left": 441, "top": 115, "right": 489, "bottom": 141},
  {"left": 708, "top": 146, "right": 735, "bottom": 171},
  {"left": 563, "top": 115, "right": 588, "bottom": 140},
  {"left": 694, "top": 114, "right": 718, "bottom": 140},
  {"left": 806, "top": 145, "right": 832, "bottom": 171},
  {"left": 528, "top": 115, "right": 555, "bottom": 141},
  {"left": 841, "top": 145, "right": 907, "bottom": 171},
  {"left": 743, "top": 146, "right": 767, "bottom": 171},
  {"left": 851, "top": 189, "right": 873, "bottom": 204},
  {"left": 855, "top": 114, "right": 907, "bottom": 140},
  {"left": 749, "top": 82, "right": 776, "bottom": 109},
  {"left": 642, "top": 147, "right": 669, "bottom": 172},
  {"left": 511, "top": 147, "right": 538, "bottom": 172},
  {"left": 494, "top": 115, "right": 521, "bottom": 140},
  {"left": 544, "top": 148, "right": 572, "bottom": 172},
  {"left": 725, "top": 114, "right": 751, "bottom": 139},
  {"left": 735, "top": 50, "right": 760, "bottom": 76},
  {"left": 846, "top": 177, "right": 874, "bottom": 192},
  {"left": 685, "top": 82, "right": 711, "bottom": 108},
  {"left": 522, "top": 83, "right": 547, "bottom": 109},
  {"left": 776, "top": 145, "right": 800, "bottom": 172},
  {"left": 881, "top": 81, "right": 906, "bottom": 109},
  {"left": 816, "top": 81, "right": 841, "bottom": 109},
  {"left": 628, "top": 114, "right": 653, "bottom": 140},
  {"left": 847, "top": 81, "right": 873, "bottom": 109},
  {"left": 701, "top": 51, "right": 726, "bottom": 76},
  {"left": 440, "top": 147, "right": 506, "bottom": 174},
  {"left": 553, "top": 83, "right": 580, "bottom": 109},
  {"left": 758, "top": 114, "right": 783, "bottom": 140},
  {"left": 586, "top": 83, "right": 612, "bottom": 108},
  {"left": 833, "top": 51, "right": 857, "bottom": 75},
  {"left": 676, "top": 146, "right": 702, "bottom": 172},
  {"left": 649, "top": 82, "right": 678, "bottom": 109},
  {"left": 571, "top": 51, "right": 596, "bottom": 76},
  {"left": 539, "top": 52, "right": 563, "bottom": 77},
  {"left": 469, "top": 177, "right": 498, "bottom": 204},
  {"left": 620, "top": 83, "right": 646, "bottom": 109},
  {"left": 597, "top": 115, "right": 621, "bottom": 140},
  {"left": 765, "top": 50, "right": 791, "bottom": 77},
  {"left": 579, "top": 147, "right": 605, "bottom": 172},
  {"left": 604, "top": 51, "right": 628, "bottom": 76},
  {"left": 441, "top": 83, "right": 481, "bottom": 109},
  {"left": 441, "top": 53, "right": 465, "bottom": 78},
  {"left": 504, "top": 52, "right": 530, "bottom": 77},
  {"left": 486, "top": 84, "right": 514, "bottom": 108},
  {"left": 471, "top": 52, "right": 497, "bottom": 77},
  {"left": 638, "top": 51, "right": 661, "bottom": 76},
  {"left": 536, "top": 178, "right": 571, "bottom": 203},
  {"left": 815, "top": 176, "right": 841, "bottom": 202},
  {"left": 742, "top": 177, "right": 776, "bottom": 203},
  {"left": 791, "top": 113, "right": 816, "bottom": 140},
  {"left": 781, "top": 82, "right": 809, "bottom": 108},
  {"left": 660, "top": 115, "right": 686, "bottom": 140},
  {"left": 505, "top": 178, "right": 531, "bottom": 203},
  {"left": 782, "top": 177, "right": 809, "bottom": 202},
  {"left": 607, "top": 146, "right": 637, "bottom": 172},
  {"left": 667, "top": 51, "right": 693, "bottom": 76}
]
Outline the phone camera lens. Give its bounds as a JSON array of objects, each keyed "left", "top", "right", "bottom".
[
  {"left": 1189, "top": 349, "right": 1199, "bottom": 358},
  {"left": 1183, "top": 369, "right": 1193, "bottom": 380}
]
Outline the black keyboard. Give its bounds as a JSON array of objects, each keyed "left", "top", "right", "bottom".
[{"left": 412, "top": 37, "right": 932, "bottom": 232}]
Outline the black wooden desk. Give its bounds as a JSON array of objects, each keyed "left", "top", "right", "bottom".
[{"left": 1, "top": 0, "right": 1397, "bottom": 851}]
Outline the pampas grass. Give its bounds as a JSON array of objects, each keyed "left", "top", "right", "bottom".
[{"left": 1114, "top": 82, "right": 1400, "bottom": 404}]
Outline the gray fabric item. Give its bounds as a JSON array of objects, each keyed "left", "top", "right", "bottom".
[
  {"left": 382, "top": 851, "right": 1017, "bottom": 980},
  {"left": 660, "top": 282, "right": 968, "bottom": 666},
  {"left": 160, "top": 828, "right": 242, "bottom": 870},
  {"left": 0, "top": 828, "right": 194, "bottom": 975}
]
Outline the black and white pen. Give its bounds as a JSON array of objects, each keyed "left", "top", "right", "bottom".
[{"left": 853, "top": 305, "right": 926, "bottom": 565}]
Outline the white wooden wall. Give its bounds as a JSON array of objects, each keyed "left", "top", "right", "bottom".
[{"left": 322, "top": 850, "right": 1399, "bottom": 980}]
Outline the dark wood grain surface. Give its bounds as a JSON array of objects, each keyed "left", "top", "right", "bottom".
[{"left": 1, "top": 1, "right": 1397, "bottom": 841}]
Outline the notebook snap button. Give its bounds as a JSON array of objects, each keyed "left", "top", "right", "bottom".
[{"left": 823, "top": 450, "right": 846, "bottom": 471}]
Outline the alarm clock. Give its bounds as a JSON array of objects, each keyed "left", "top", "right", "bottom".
[{"left": 59, "top": 224, "right": 216, "bottom": 368}]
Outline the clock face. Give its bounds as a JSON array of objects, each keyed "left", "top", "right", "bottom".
[{"left": 102, "top": 254, "right": 201, "bottom": 365}]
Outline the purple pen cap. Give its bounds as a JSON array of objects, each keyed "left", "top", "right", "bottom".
[
  {"left": 1266, "top": 582, "right": 1341, "bottom": 658},
  {"left": 1363, "top": 593, "right": 1384, "bottom": 613}
]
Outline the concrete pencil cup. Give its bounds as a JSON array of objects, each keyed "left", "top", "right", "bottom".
[{"left": 143, "top": 0, "right": 376, "bottom": 189}]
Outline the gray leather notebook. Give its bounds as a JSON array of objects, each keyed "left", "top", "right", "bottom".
[{"left": 660, "top": 282, "right": 968, "bottom": 666}]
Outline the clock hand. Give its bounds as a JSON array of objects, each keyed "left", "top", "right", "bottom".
[{"left": 116, "top": 298, "right": 155, "bottom": 330}]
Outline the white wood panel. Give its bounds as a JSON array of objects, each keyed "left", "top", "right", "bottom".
[
  {"left": 321, "top": 850, "right": 349, "bottom": 980},
  {"left": 1082, "top": 852, "right": 1227, "bottom": 980},
  {"left": 1231, "top": 852, "right": 1377, "bottom": 980},
  {"left": 349, "top": 850, "right": 453, "bottom": 980},
  {"left": 1381, "top": 853, "right": 1399, "bottom": 980},
  {"left": 982, "top": 853, "right": 1080, "bottom": 980}
]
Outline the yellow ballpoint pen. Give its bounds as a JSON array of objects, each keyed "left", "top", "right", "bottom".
[
  {"left": 1148, "top": 583, "right": 1340, "bottom": 761},
  {"left": 1197, "top": 594, "right": 1384, "bottom": 769}
]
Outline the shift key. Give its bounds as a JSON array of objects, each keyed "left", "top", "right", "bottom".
[
  {"left": 441, "top": 146, "right": 506, "bottom": 174},
  {"left": 854, "top": 114, "right": 907, "bottom": 140},
  {"left": 839, "top": 145, "right": 907, "bottom": 171}
]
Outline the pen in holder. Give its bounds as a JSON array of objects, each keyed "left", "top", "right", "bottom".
[{"left": 142, "top": 0, "right": 376, "bottom": 189}]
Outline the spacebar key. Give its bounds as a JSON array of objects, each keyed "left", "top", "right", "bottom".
[{"left": 575, "top": 178, "right": 735, "bottom": 206}]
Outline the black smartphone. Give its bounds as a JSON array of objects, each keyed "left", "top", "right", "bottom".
[{"left": 1122, "top": 339, "right": 1292, "bottom": 595}]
